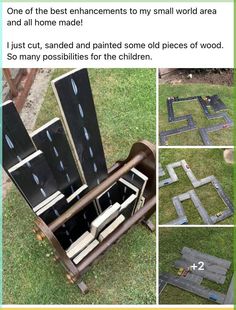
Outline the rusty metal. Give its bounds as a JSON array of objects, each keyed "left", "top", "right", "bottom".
[{"left": 43, "top": 140, "right": 155, "bottom": 235}]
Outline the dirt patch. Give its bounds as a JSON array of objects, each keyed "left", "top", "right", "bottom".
[
  {"left": 20, "top": 68, "right": 53, "bottom": 132},
  {"left": 159, "top": 69, "right": 233, "bottom": 86}
]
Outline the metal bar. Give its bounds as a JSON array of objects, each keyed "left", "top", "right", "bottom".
[
  {"left": 49, "top": 151, "right": 148, "bottom": 232},
  {"left": 77, "top": 195, "right": 156, "bottom": 274}
]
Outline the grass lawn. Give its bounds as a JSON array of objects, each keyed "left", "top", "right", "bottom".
[
  {"left": 159, "top": 227, "right": 234, "bottom": 304},
  {"left": 159, "top": 84, "right": 233, "bottom": 146},
  {"left": 3, "top": 69, "right": 156, "bottom": 304},
  {"left": 159, "top": 148, "right": 233, "bottom": 225}
]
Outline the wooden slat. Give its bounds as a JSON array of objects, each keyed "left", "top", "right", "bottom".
[
  {"left": 32, "top": 118, "right": 83, "bottom": 196},
  {"left": 2, "top": 100, "right": 36, "bottom": 171},
  {"left": 52, "top": 69, "right": 108, "bottom": 189},
  {"left": 8, "top": 151, "right": 58, "bottom": 208}
]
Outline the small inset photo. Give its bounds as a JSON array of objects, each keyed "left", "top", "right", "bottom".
[
  {"left": 159, "top": 68, "right": 233, "bottom": 146},
  {"left": 159, "top": 227, "right": 234, "bottom": 305},
  {"left": 159, "top": 148, "right": 234, "bottom": 225}
]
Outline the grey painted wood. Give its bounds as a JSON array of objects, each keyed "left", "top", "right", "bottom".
[
  {"left": 224, "top": 274, "right": 234, "bottom": 304},
  {"left": 181, "top": 247, "right": 231, "bottom": 269},
  {"left": 160, "top": 272, "right": 226, "bottom": 304}
]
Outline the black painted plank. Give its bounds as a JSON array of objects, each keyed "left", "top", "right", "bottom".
[
  {"left": 96, "top": 179, "right": 139, "bottom": 218},
  {"left": 32, "top": 118, "right": 83, "bottom": 197},
  {"left": 96, "top": 182, "right": 122, "bottom": 212},
  {"left": 52, "top": 69, "right": 108, "bottom": 190},
  {"left": 2, "top": 100, "right": 36, "bottom": 171},
  {"left": 40, "top": 195, "right": 90, "bottom": 249},
  {"left": 8, "top": 151, "right": 58, "bottom": 208},
  {"left": 122, "top": 168, "right": 148, "bottom": 213},
  {"left": 208, "top": 95, "right": 227, "bottom": 112}
]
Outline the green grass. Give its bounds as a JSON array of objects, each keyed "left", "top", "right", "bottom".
[
  {"left": 159, "top": 149, "right": 233, "bottom": 225},
  {"left": 159, "top": 84, "right": 233, "bottom": 146},
  {"left": 3, "top": 69, "right": 156, "bottom": 304},
  {"left": 159, "top": 227, "right": 234, "bottom": 304}
]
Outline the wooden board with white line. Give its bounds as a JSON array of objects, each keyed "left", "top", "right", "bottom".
[
  {"left": 8, "top": 151, "right": 58, "bottom": 208},
  {"left": 32, "top": 118, "right": 83, "bottom": 197},
  {"left": 2, "top": 100, "right": 36, "bottom": 171},
  {"left": 52, "top": 69, "right": 108, "bottom": 190}
]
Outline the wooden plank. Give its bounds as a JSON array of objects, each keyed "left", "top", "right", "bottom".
[
  {"left": 73, "top": 239, "right": 99, "bottom": 265},
  {"left": 40, "top": 195, "right": 90, "bottom": 249},
  {"left": 91, "top": 202, "right": 121, "bottom": 237},
  {"left": 32, "top": 118, "right": 83, "bottom": 197},
  {"left": 2, "top": 100, "right": 36, "bottom": 170},
  {"left": 119, "top": 193, "right": 138, "bottom": 219},
  {"left": 8, "top": 150, "right": 58, "bottom": 208},
  {"left": 66, "top": 231, "right": 94, "bottom": 258},
  {"left": 118, "top": 178, "right": 139, "bottom": 218},
  {"left": 122, "top": 168, "right": 148, "bottom": 214},
  {"left": 96, "top": 178, "right": 139, "bottom": 214},
  {"left": 98, "top": 214, "right": 125, "bottom": 242},
  {"left": 32, "top": 118, "right": 99, "bottom": 230},
  {"left": 96, "top": 182, "right": 121, "bottom": 212},
  {"left": 52, "top": 69, "right": 108, "bottom": 189}
]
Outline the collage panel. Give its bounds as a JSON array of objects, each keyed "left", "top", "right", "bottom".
[
  {"left": 2, "top": 68, "right": 156, "bottom": 304},
  {"left": 159, "top": 148, "right": 233, "bottom": 225},
  {"left": 159, "top": 227, "right": 234, "bottom": 305},
  {"left": 157, "top": 68, "right": 234, "bottom": 306},
  {"left": 158, "top": 69, "right": 234, "bottom": 146}
]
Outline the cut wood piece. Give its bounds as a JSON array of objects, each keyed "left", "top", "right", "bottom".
[
  {"left": 119, "top": 193, "right": 138, "bottom": 219},
  {"left": 95, "top": 177, "right": 139, "bottom": 213},
  {"left": 90, "top": 202, "right": 121, "bottom": 237},
  {"left": 2, "top": 100, "right": 36, "bottom": 171},
  {"left": 52, "top": 69, "right": 108, "bottom": 189},
  {"left": 33, "top": 190, "right": 61, "bottom": 212},
  {"left": 32, "top": 118, "right": 83, "bottom": 196},
  {"left": 73, "top": 239, "right": 99, "bottom": 265},
  {"left": 8, "top": 150, "right": 58, "bottom": 208},
  {"left": 160, "top": 272, "right": 226, "bottom": 304},
  {"left": 174, "top": 259, "right": 226, "bottom": 284},
  {"left": 66, "top": 184, "right": 88, "bottom": 204},
  {"left": 208, "top": 95, "right": 227, "bottom": 112},
  {"left": 224, "top": 274, "right": 234, "bottom": 304},
  {"left": 36, "top": 193, "right": 65, "bottom": 216},
  {"left": 122, "top": 168, "right": 148, "bottom": 214},
  {"left": 118, "top": 178, "right": 139, "bottom": 217},
  {"left": 32, "top": 118, "right": 99, "bottom": 226},
  {"left": 66, "top": 231, "right": 94, "bottom": 259},
  {"left": 40, "top": 196, "right": 90, "bottom": 250},
  {"left": 181, "top": 247, "right": 231, "bottom": 270},
  {"left": 136, "top": 196, "right": 145, "bottom": 212},
  {"left": 96, "top": 182, "right": 122, "bottom": 213},
  {"left": 98, "top": 214, "right": 125, "bottom": 242}
]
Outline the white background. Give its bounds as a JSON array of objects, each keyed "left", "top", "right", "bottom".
[{"left": 2, "top": 2, "right": 234, "bottom": 68}]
